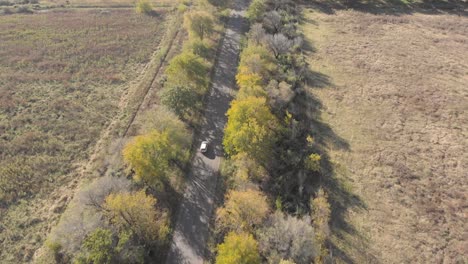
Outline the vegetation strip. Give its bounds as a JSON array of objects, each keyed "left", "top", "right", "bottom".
[{"left": 213, "top": 0, "right": 333, "bottom": 263}]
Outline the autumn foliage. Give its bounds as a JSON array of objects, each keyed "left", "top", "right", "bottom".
[
  {"left": 122, "top": 130, "right": 189, "bottom": 189},
  {"left": 215, "top": 232, "right": 261, "bottom": 264},
  {"left": 223, "top": 96, "right": 281, "bottom": 162},
  {"left": 104, "top": 191, "right": 170, "bottom": 244},
  {"left": 216, "top": 189, "right": 269, "bottom": 233}
]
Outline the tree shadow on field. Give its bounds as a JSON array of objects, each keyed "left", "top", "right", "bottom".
[
  {"left": 292, "top": 37, "right": 376, "bottom": 263},
  {"left": 301, "top": 0, "right": 467, "bottom": 16}
]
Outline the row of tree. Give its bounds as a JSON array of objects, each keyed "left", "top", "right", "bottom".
[
  {"left": 40, "top": 1, "right": 225, "bottom": 263},
  {"left": 214, "top": 0, "right": 332, "bottom": 263},
  {"left": 160, "top": 8, "right": 218, "bottom": 124}
]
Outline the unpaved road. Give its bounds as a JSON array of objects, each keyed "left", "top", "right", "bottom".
[{"left": 165, "top": 1, "right": 248, "bottom": 263}]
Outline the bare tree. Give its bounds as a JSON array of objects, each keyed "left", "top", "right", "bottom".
[
  {"left": 257, "top": 212, "right": 317, "bottom": 264},
  {"left": 266, "top": 80, "right": 295, "bottom": 110},
  {"left": 263, "top": 11, "right": 282, "bottom": 34},
  {"left": 266, "top": 33, "right": 294, "bottom": 58},
  {"left": 79, "top": 176, "right": 132, "bottom": 210},
  {"left": 249, "top": 23, "right": 266, "bottom": 45}
]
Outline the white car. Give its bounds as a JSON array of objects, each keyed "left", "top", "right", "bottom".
[{"left": 200, "top": 141, "right": 208, "bottom": 153}]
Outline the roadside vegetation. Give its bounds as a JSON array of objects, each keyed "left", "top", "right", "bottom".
[
  {"left": 33, "top": 0, "right": 227, "bottom": 263},
  {"left": 214, "top": 0, "right": 333, "bottom": 263}
]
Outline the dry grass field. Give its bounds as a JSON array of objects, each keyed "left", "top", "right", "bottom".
[
  {"left": 302, "top": 5, "right": 467, "bottom": 263},
  {"left": 0, "top": 9, "right": 169, "bottom": 262},
  {"left": 39, "top": 0, "right": 175, "bottom": 7}
]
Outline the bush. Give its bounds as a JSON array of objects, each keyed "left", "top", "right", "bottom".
[
  {"left": 135, "top": 0, "right": 153, "bottom": 15},
  {"left": 75, "top": 228, "right": 115, "bottom": 264},
  {"left": 311, "top": 189, "right": 331, "bottom": 263},
  {"left": 78, "top": 176, "right": 132, "bottom": 210},
  {"left": 305, "top": 153, "right": 321, "bottom": 172},
  {"left": 177, "top": 3, "right": 188, "bottom": 12},
  {"left": 0, "top": 0, "right": 13, "bottom": 6},
  {"left": 16, "top": 5, "right": 32, "bottom": 13},
  {"left": 2, "top": 7, "right": 13, "bottom": 14}
]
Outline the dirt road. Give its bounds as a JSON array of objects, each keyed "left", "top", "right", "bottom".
[{"left": 165, "top": 1, "right": 248, "bottom": 263}]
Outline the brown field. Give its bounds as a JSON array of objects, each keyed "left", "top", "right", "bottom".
[
  {"left": 40, "top": 0, "right": 175, "bottom": 7},
  {"left": 302, "top": 5, "right": 467, "bottom": 263},
  {"left": 0, "top": 9, "right": 168, "bottom": 263}
]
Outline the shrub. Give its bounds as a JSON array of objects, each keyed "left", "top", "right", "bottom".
[
  {"left": 305, "top": 153, "right": 321, "bottom": 172},
  {"left": 216, "top": 232, "right": 261, "bottom": 264},
  {"left": 75, "top": 228, "right": 115, "bottom": 264},
  {"left": 2, "top": 7, "right": 13, "bottom": 14},
  {"left": 311, "top": 189, "right": 331, "bottom": 263},
  {"left": 0, "top": 0, "right": 13, "bottom": 6},
  {"left": 16, "top": 5, "right": 32, "bottom": 13},
  {"left": 279, "top": 260, "right": 296, "bottom": 264},
  {"left": 177, "top": 3, "right": 188, "bottom": 13},
  {"left": 78, "top": 176, "right": 132, "bottom": 210},
  {"left": 135, "top": 0, "right": 153, "bottom": 15},
  {"left": 207, "top": 0, "right": 227, "bottom": 8}
]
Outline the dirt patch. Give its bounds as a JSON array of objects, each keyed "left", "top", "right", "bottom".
[{"left": 302, "top": 7, "right": 467, "bottom": 263}]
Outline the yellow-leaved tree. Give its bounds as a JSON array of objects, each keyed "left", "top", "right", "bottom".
[
  {"left": 165, "top": 51, "right": 209, "bottom": 92},
  {"left": 223, "top": 96, "right": 282, "bottom": 163},
  {"left": 216, "top": 189, "right": 269, "bottom": 233},
  {"left": 123, "top": 129, "right": 189, "bottom": 189},
  {"left": 183, "top": 11, "right": 215, "bottom": 40},
  {"left": 215, "top": 232, "right": 261, "bottom": 264},
  {"left": 104, "top": 191, "right": 169, "bottom": 244}
]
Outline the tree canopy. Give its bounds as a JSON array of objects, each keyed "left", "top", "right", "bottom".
[
  {"left": 223, "top": 96, "right": 282, "bottom": 161},
  {"left": 183, "top": 11, "right": 215, "bottom": 40},
  {"left": 165, "top": 51, "right": 209, "bottom": 91},
  {"left": 104, "top": 191, "right": 169, "bottom": 244},
  {"left": 257, "top": 212, "right": 317, "bottom": 264},
  {"left": 216, "top": 232, "right": 261, "bottom": 264},
  {"left": 122, "top": 129, "right": 189, "bottom": 189},
  {"left": 216, "top": 189, "right": 269, "bottom": 233}
]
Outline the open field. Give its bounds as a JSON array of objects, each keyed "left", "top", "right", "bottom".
[
  {"left": 302, "top": 5, "right": 467, "bottom": 263},
  {"left": 39, "top": 0, "right": 175, "bottom": 7},
  {"left": 0, "top": 9, "right": 168, "bottom": 262}
]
